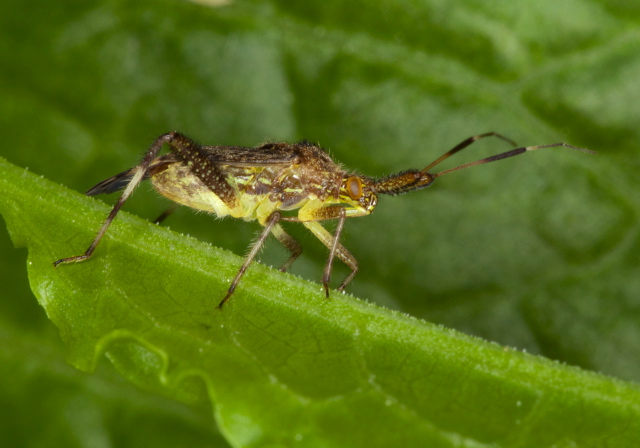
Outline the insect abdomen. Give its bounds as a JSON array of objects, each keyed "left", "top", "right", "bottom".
[{"left": 151, "top": 162, "right": 232, "bottom": 217}]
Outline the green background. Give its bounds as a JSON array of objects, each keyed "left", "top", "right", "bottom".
[{"left": 1, "top": 0, "right": 640, "bottom": 446}]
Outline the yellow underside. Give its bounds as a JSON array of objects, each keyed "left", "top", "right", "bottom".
[
  {"left": 150, "top": 163, "right": 310, "bottom": 225},
  {"left": 150, "top": 161, "right": 372, "bottom": 227}
]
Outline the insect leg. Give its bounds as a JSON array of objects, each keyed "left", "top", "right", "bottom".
[
  {"left": 301, "top": 214, "right": 358, "bottom": 298},
  {"left": 217, "top": 211, "right": 282, "bottom": 309},
  {"left": 53, "top": 132, "right": 184, "bottom": 267},
  {"left": 270, "top": 223, "right": 302, "bottom": 272},
  {"left": 153, "top": 204, "right": 179, "bottom": 224},
  {"left": 323, "top": 207, "right": 348, "bottom": 297}
]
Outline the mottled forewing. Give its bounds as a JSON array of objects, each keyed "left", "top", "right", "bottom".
[{"left": 200, "top": 144, "right": 301, "bottom": 167}]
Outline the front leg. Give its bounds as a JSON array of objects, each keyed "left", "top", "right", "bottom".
[
  {"left": 322, "top": 207, "right": 349, "bottom": 296},
  {"left": 284, "top": 203, "right": 358, "bottom": 298},
  {"left": 302, "top": 218, "right": 358, "bottom": 298}
]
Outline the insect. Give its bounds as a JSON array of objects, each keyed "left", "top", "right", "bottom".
[{"left": 54, "top": 131, "right": 593, "bottom": 308}]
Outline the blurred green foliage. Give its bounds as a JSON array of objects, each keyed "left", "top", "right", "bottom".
[{"left": 2, "top": 0, "right": 640, "bottom": 446}]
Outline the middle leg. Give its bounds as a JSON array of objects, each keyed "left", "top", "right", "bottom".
[
  {"left": 217, "top": 211, "right": 282, "bottom": 309},
  {"left": 302, "top": 216, "right": 358, "bottom": 298},
  {"left": 270, "top": 223, "right": 303, "bottom": 272}
]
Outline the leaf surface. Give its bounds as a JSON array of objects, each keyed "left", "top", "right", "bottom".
[{"left": 1, "top": 156, "right": 640, "bottom": 445}]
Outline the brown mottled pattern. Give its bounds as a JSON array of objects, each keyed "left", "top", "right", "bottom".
[
  {"left": 207, "top": 142, "right": 347, "bottom": 208},
  {"left": 171, "top": 141, "right": 240, "bottom": 207},
  {"left": 154, "top": 139, "right": 361, "bottom": 212},
  {"left": 292, "top": 143, "right": 344, "bottom": 201},
  {"left": 150, "top": 139, "right": 382, "bottom": 215}
]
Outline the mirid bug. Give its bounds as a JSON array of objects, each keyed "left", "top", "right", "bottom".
[{"left": 54, "top": 131, "right": 594, "bottom": 308}]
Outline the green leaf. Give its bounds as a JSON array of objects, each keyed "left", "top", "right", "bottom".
[
  {"left": 2, "top": 156, "right": 640, "bottom": 445},
  {"left": 2, "top": 0, "right": 640, "bottom": 446},
  {"left": 0, "top": 321, "right": 226, "bottom": 448}
]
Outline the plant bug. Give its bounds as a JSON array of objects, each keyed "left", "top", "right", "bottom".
[{"left": 54, "top": 131, "right": 594, "bottom": 308}]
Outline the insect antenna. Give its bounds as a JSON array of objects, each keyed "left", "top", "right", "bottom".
[
  {"left": 431, "top": 141, "right": 595, "bottom": 179},
  {"left": 372, "top": 132, "right": 594, "bottom": 196},
  {"left": 421, "top": 132, "right": 517, "bottom": 174}
]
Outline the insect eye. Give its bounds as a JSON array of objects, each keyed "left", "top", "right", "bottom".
[{"left": 346, "top": 177, "right": 363, "bottom": 200}]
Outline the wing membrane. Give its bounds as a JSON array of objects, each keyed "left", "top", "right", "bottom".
[
  {"left": 85, "top": 155, "right": 178, "bottom": 196},
  {"left": 86, "top": 142, "right": 304, "bottom": 196},
  {"left": 200, "top": 143, "right": 301, "bottom": 167}
]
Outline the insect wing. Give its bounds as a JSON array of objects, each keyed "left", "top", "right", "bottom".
[
  {"left": 85, "top": 155, "right": 177, "bottom": 196},
  {"left": 200, "top": 144, "right": 301, "bottom": 167},
  {"left": 85, "top": 168, "right": 137, "bottom": 196},
  {"left": 85, "top": 143, "right": 301, "bottom": 197}
]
